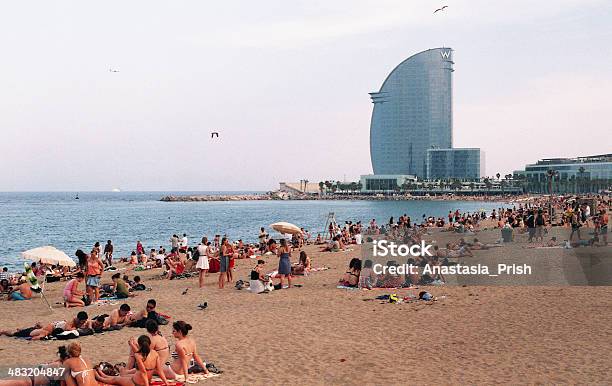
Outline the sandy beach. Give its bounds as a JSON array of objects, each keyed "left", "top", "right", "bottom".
[{"left": 1, "top": 224, "right": 611, "bottom": 385}]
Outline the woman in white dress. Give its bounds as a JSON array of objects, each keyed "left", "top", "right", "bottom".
[{"left": 196, "top": 237, "right": 209, "bottom": 288}]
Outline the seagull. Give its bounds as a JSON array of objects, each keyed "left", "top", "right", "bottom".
[
  {"left": 211, "top": 132, "right": 219, "bottom": 138},
  {"left": 109, "top": 68, "right": 120, "bottom": 73},
  {"left": 433, "top": 5, "right": 448, "bottom": 14}
]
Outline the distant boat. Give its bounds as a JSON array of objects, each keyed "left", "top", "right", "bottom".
[
  {"left": 75, "top": 193, "right": 79, "bottom": 200},
  {"left": 112, "top": 188, "right": 121, "bottom": 192}
]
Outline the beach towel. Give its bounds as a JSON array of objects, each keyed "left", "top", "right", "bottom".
[{"left": 336, "top": 285, "right": 360, "bottom": 290}]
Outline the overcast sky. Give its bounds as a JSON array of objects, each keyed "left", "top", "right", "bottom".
[{"left": 1, "top": 0, "right": 610, "bottom": 191}]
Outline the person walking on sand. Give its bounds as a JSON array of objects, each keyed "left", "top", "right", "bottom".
[
  {"left": 277, "top": 239, "right": 292, "bottom": 289},
  {"left": 196, "top": 237, "right": 209, "bottom": 288},
  {"left": 104, "top": 240, "right": 114, "bottom": 267}
]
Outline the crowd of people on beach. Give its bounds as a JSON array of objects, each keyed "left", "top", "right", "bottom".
[{"left": 0, "top": 193, "right": 609, "bottom": 385}]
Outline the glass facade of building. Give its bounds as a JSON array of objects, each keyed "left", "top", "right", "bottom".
[
  {"left": 514, "top": 154, "right": 612, "bottom": 193},
  {"left": 426, "top": 148, "right": 484, "bottom": 180},
  {"left": 370, "top": 48, "right": 453, "bottom": 178}
]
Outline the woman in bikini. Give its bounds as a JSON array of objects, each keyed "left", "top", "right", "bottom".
[
  {"left": 125, "top": 320, "right": 170, "bottom": 372},
  {"left": 164, "top": 321, "right": 210, "bottom": 380},
  {"left": 63, "top": 342, "right": 98, "bottom": 386},
  {"left": 96, "top": 335, "right": 168, "bottom": 386}
]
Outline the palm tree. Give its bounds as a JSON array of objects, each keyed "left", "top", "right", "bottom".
[
  {"left": 484, "top": 177, "right": 492, "bottom": 191},
  {"left": 318, "top": 181, "right": 324, "bottom": 196},
  {"left": 451, "top": 179, "right": 462, "bottom": 190},
  {"left": 496, "top": 173, "right": 501, "bottom": 180}
]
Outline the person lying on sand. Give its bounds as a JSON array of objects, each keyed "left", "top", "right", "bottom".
[
  {"left": 104, "top": 304, "right": 133, "bottom": 329},
  {"left": 96, "top": 335, "right": 169, "bottom": 386},
  {"left": 0, "top": 311, "right": 90, "bottom": 340},
  {"left": 469, "top": 238, "right": 504, "bottom": 250}
]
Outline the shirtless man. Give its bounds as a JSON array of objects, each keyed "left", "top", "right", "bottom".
[
  {"left": 9, "top": 279, "right": 33, "bottom": 301},
  {"left": 104, "top": 304, "right": 133, "bottom": 329}
]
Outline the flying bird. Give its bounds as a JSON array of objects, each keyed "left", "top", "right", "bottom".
[
  {"left": 109, "top": 68, "right": 120, "bottom": 73},
  {"left": 211, "top": 132, "right": 219, "bottom": 138},
  {"left": 433, "top": 5, "right": 448, "bottom": 14}
]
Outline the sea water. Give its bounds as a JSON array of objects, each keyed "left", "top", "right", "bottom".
[{"left": 0, "top": 192, "right": 507, "bottom": 270}]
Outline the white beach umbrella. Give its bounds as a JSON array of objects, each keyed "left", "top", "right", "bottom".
[
  {"left": 270, "top": 222, "right": 302, "bottom": 235},
  {"left": 22, "top": 246, "right": 76, "bottom": 267}
]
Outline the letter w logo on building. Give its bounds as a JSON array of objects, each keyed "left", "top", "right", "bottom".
[{"left": 440, "top": 51, "right": 451, "bottom": 59}]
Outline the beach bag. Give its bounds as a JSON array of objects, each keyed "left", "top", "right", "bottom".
[
  {"left": 82, "top": 295, "right": 92, "bottom": 306},
  {"left": 192, "top": 248, "right": 200, "bottom": 260}
]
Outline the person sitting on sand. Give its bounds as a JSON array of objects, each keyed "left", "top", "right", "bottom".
[
  {"left": 64, "top": 272, "right": 85, "bottom": 307},
  {"left": 104, "top": 304, "right": 132, "bottom": 329},
  {"left": 376, "top": 261, "right": 404, "bottom": 288},
  {"left": 96, "top": 335, "right": 169, "bottom": 386},
  {"left": 321, "top": 236, "right": 341, "bottom": 252},
  {"left": 291, "top": 251, "right": 311, "bottom": 275},
  {"left": 0, "top": 278, "right": 10, "bottom": 294},
  {"left": 266, "top": 238, "right": 278, "bottom": 255},
  {"left": 314, "top": 234, "right": 323, "bottom": 245},
  {"left": 358, "top": 260, "right": 376, "bottom": 289},
  {"left": 129, "top": 251, "right": 138, "bottom": 265},
  {"left": 250, "top": 260, "right": 268, "bottom": 294},
  {"left": 63, "top": 342, "right": 98, "bottom": 386},
  {"left": 9, "top": 278, "right": 33, "bottom": 301},
  {"left": 163, "top": 321, "right": 211, "bottom": 380},
  {"left": 125, "top": 320, "right": 170, "bottom": 373},
  {"left": 112, "top": 273, "right": 132, "bottom": 299},
  {"left": 339, "top": 258, "right": 361, "bottom": 287},
  {"left": 131, "top": 275, "right": 146, "bottom": 291}
]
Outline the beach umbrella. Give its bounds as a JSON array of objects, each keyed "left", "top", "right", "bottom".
[
  {"left": 270, "top": 222, "right": 302, "bottom": 235},
  {"left": 22, "top": 246, "right": 76, "bottom": 267}
]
